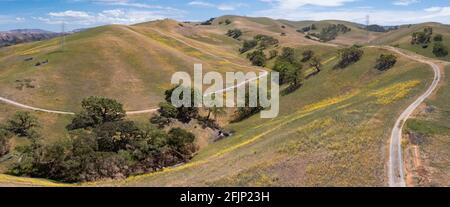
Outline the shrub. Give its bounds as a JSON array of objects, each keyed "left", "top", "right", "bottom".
[
  {"left": 200, "top": 18, "right": 215, "bottom": 25},
  {"left": 158, "top": 102, "right": 178, "bottom": 119},
  {"left": 247, "top": 50, "right": 267, "bottom": 66},
  {"left": 309, "top": 57, "right": 322, "bottom": 74},
  {"left": 254, "top": 34, "right": 279, "bottom": 49},
  {"left": 95, "top": 121, "right": 141, "bottom": 152},
  {"left": 225, "top": 19, "right": 232, "bottom": 25},
  {"left": 335, "top": 46, "right": 364, "bottom": 69},
  {"left": 232, "top": 91, "right": 264, "bottom": 122},
  {"left": 319, "top": 24, "right": 351, "bottom": 42},
  {"left": 240, "top": 40, "right": 258, "bottom": 53},
  {"left": 301, "top": 50, "right": 314, "bottom": 62},
  {"left": 239, "top": 35, "right": 279, "bottom": 53},
  {"left": 375, "top": 54, "right": 397, "bottom": 71},
  {"left": 279, "top": 47, "right": 297, "bottom": 63},
  {"left": 226, "top": 29, "right": 242, "bottom": 39},
  {"left": 150, "top": 115, "right": 172, "bottom": 129},
  {"left": 269, "top": 50, "right": 278, "bottom": 59},
  {"left": 433, "top": 42, "right": 449, "bottom": 57},
  {"left": 299, "top": 26, "right": 311, "bottom": 33},
  {"left": 6, "top": 111, "right": 39, "bottom": 137},
  {"left": 0, "top": 127, "right": 13, "bottom": 156},
  {"left": 433, "top": 34, "right": 443, "bottom": 42},
  {"left": 411, "top": 27, "right": 433, "bottom": 45},
  {"left": 66, "top": 112, "right": 95, "bottom": 131},
  {"left": 167, "top": 128, "right": 196, "bottom": 152}
]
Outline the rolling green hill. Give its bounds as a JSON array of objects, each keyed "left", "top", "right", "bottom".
[
  {"left": 0, "top": 18, "right": 261, "bottom": 147},
  {"left": 0, "top": 20, "right": 258, "bottom": 113},
  {"left": 0, "top": 16, "right": 445, "bottom": 187},
  {"left": 371, "top": 23, "right": 450, "bottom": 61},
  {"left": 279, "top": 19, "right": 385, "bottom": 45},
  {"left": 103, "top": 47, "right": 431, "bottom": 187}
]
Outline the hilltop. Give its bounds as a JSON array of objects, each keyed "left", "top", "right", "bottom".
[{"left": 371, "top": 22, "right": 450, "bottom": 61}]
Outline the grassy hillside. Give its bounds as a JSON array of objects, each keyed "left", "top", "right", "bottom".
[
  {"left": 371, "top": 23, "right": 450, "bottom": 61},
  {"left": 0, "top": 20, "right": 257, "bottom": 113},
  {"left": 207, "top": 16, "right": 333, "bottom": 48},
  {"left": 0, "top": 16, "right": 443, "bottom": 187},
  {"left": 90, "top": 47, "right": 431, "bottom": 187},
  {"left": 404, "top": 64, "right": 450, "bottom": 186},
  {"left": 279, "top": 19, "right": 385, "bottom": 45},
  {"left": 0, "top": 18, "right": 265, "bottom": 154},
  {"left": 0, "top": 46, "right": 434, "bottom": 187}
]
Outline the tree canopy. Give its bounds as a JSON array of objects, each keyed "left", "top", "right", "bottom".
[
  {"left": 375, "top": 54, "right": 397, "bottom": 71},
  {"left": 67, "top": 96, "right": 126, "bottom": 130},
  {"left": 6, "top": 111, "right": 39, "bottom": 137},
  {"left": 335, "top": 46, "right": 364, "bottom": 69},
  {"left": 433, "top": 42, "right": 449, "bottom": 57}
]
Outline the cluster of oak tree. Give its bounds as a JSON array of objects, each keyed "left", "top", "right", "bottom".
[
  {"left": 240, "top": 34, "right": 279, "bottom": 54},
  {"left": 300, "top": 24, "right": 351, "bottom": 42},
  {"left": 411, "top": 27, "right": 448, "bottom": 57},
  {"left": 1, "top": 96, "right": 198, "bottom": 182}
]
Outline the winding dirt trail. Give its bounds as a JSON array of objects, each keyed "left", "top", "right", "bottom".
[{"left": 381, "top": 46, "right": 442, "bottom": 187}]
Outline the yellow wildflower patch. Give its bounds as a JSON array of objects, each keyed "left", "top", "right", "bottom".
[
  {"left": 297, "top": 117, "right": 334, "bottom": 133},
  {"left": 302, "top": 91, "right": 358, "bottom": 113},
  {"left": 369, "top": 80, "right": 421, "bottom": 105}
]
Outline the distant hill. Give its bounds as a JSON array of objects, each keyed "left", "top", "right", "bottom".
[
  {"left": 278, "top": 19, "right": 387, "bottom": 45},
  {"left": 365, "top": 25, "right": 399, "bottom": 33},
  {"left": 0, "top": 29, "right": 62, "bottom": 47},
  {"left": 371, "top": 22, "right": 450, "bottom": 61}
]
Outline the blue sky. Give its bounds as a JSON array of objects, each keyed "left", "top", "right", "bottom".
[{"left": 0, "top": 0, "right": 449, "bottom": 32}]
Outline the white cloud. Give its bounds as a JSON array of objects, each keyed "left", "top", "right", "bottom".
[
  {"left": 36, "top": 0, "right": 185, "bottom": 26},
  {"left": 49, "top": 10, "right": 91, "bottom": 18},
  {"left": 188, "top": 1, "right": 215, "bottom": 7},
  {"left": 261, "top": 0, "right": 355, "bottom": 10},
  {"left": 424, "top": 7, "right": 442, "bottom": 12},
  {"left": 251, "top": 6, "right": 450, "bottom": 25},
  {"left": 69, "top": 0, "right": 181, "bottom": 12},
  {"left": 393, "top": 0, "right": 419, "bottom": 6},
  {"left": 422, "top": 7, "right": 450, "bottom": 19},
  {"left": 15, "top": 17, "right": 26, "bottom": 22},
  {"left": 38, "top": 8, "right": 182, "bottom": 25},
  {"left": 188, "top": 1, "right": 246, "bottom": 11},
  {"left": 0, "top": 15, "right": 25, "bottom": 25}
]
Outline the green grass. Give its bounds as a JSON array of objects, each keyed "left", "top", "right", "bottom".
[
  {"left": 0, "top": 47, "right": 435, "bottom": 187},
  {"left": 279, "top": 19, "right": 382, "bottom": 45},
  {"left": 0, "top": 19, "right": 260, "bottom": 178},
  {"left": 93, "top": 47, "right": 432, "bottom": 187},
  {"left": 0, "top": 17, "right": 444, "bottom": 187},
  {"left": 373, "top": 23, "right": 450, "bottom": 61},
  {"left": 403, "top": 65, "right": 450, "bottom": 186},
  {"left": 0, "top": 22, "right": 258, "bottom": 113},
  {"left": 217, "top": 16, "right": 284, "bottom": 33},
  {"left": 406, "top": 119, "right": 450, "bottom": 136}
]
